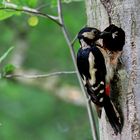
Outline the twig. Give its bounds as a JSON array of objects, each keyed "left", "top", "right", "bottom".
[
  {"left": 71, "top": 33, "right": 78, "bottom": 46},
  {"left": 0, "top": 2, "right": 62, "bottom": 26},
  {"left": 57, "top": 1, "right": 98, "bottom": 140},
  {"left": 0, "top": 46, "right": 14, "bottom": 64},
  {"left": 36, "top": 3, "right": 50, "bottom": 10},
  {"left": 71, "top": 25, "right": 86, "bottom": 46},
  {"left": 5, "top": 71, "right": 76, "bottom": 79}
]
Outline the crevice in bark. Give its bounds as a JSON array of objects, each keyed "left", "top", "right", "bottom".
[
  {"left": 100, "top": 0, "right": 113, "bottom": 24},
  {"left": 126, "top": 88, "right": 140, "bottom": 140},
  {"left": 110, "top": 63, "right": 125, "bottom": 128},
  {"left": 100, "top": 0, "right": 123, "bottom": 26}
]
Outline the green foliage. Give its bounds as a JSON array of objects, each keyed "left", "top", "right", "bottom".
[
  {"left": 2, "top": 64, "right": 15, "bottom": 76},
  {"left": 0, "top": 4, "right": 19, "bottom": 20},
  {"left": 3, "top": 64, "right": 15, "bottom": 73},
  {"left": 0, "top": 0, "right": 38, "bottom": 20},
  {"left": 0, "top": 80, "right": 91, "bottom": 140},
  {"left": 51, "top": 0, "right": 84, "bottom": 7},
  {"left": 3, "top": 0, "right": 38, "bottom": 7},
  {"left": 24, "top": 0, "right": 38, "bottom": 7},
  {"left": 0, "top": 47, "right": 15, "bottom": 78},
  {"left": 0, "top": 10, "right": 16, "bottom": 20},
  {"left": 0, "top": 1, "right": 89, "bottom": 139},
  {"left": 0, "top": 0, "right": 84, "bottom": 21}
]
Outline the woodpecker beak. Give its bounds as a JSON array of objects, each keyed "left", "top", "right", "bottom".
[{"left": 99, "top": 31, "right": 110, "bottom": 38}]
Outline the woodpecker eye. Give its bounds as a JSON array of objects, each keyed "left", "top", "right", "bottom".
[
  {"left": 94, "top": 31, "right": 98, "bottom": 34},
  {"left": 93, "top": 30, "right": 98, "bottom": 35}
]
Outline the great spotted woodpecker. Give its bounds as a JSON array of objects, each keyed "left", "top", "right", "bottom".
[
  {"left": 100, "top": 24, "right": 125, "bottom": 70},
  {"left": 76, "top": 25, "right": 125, "bottom": 135},
  {"left": 101, "top": 24, "right": 125, "bottom": 52}
]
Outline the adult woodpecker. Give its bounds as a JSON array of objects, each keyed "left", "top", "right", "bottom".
[{"left": 76, "top": 27, "right": 122, "bottom": 135}]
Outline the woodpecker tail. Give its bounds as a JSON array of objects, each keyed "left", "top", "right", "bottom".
[
  {"left": 95, "top": 105, "right": 102, "bottom": 118},
  {"left": 103, "top": 95, "right": 122, "bottom": 135}
]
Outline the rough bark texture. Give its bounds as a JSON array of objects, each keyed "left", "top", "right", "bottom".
[{"left": 85, "top": 0, "right": 140, "bottom": 139}]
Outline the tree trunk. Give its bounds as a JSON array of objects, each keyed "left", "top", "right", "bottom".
[{"left": 85, "top": 0, "right": 140, "bottom": 139}]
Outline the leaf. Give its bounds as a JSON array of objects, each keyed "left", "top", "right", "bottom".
[
  {"left": 9, "top": 0, "right": 38, "bottom": 7},
  {"left": 0, "top": 10, "right": 16, "bottom": 20},
  {"left": 3, "top": 64, "right": 15, "bottom": 75},
  {"left": 0, "top": 0, "right": 38, "bottom": 21},
  {"left": 26, "top": 0, "right": 38, "bottom": 7},
  {"left": 51, "top": 0, "right": 57, "bottom": 7},
  {"left": 0, "top": 2, "right": 21, "bottom": 21},
  {"left": 0, "top": 47, "right": 14, "bottom": 64},
  {"left": 1, "top": 64, "right": 15, "bottom": 78},
  {"left": 28, "top": 16, "right": 39, "bottom": 27}
]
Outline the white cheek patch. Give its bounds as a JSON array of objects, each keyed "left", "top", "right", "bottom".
[
  {"left": 80, "top": 39, "right": 90, "bottom": 49},
  {"left": 88, "top": 52, "right": 97, "bottom": 85},
  {"left": 82, "top": 31, "right": 95, "bottom": 39}
]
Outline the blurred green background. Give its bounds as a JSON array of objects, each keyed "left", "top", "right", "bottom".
[{"left": 0, "top": 0, "right": 93, "bottom": 140}]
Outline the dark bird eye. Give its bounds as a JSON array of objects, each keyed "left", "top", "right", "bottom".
[
  {"left": 94, "top": 30, "right": 98, "bottom": 34},
  {"left": 94, "top": 30, "right": 100, "bottom": 35}
]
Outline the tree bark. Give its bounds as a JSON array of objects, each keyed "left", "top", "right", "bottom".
[{"left": 85, "top": 0, "right": 140, "bottom": 139}]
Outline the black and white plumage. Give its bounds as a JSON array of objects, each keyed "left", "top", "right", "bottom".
[
  {"left": 77, "top": 44, "right": 106, "bottom": 106},
  {"left": 77, "top": 27, "right": 106, "bottom": 106},
  {"left": 77, "top": 27, "right": 122, "bottom": 135}
]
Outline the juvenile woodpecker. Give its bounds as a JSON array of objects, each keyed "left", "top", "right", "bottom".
[
  {"left": 101, "top": 24, "right": 125, "bottom": 52},
  {"left": 77, "top": 27, "right": 122, "bottom": 135},
  {"left": 100, "top": 24, "right": 125, "bottom": 69}
]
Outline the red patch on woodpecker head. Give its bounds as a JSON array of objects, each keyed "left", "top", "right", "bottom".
[{"left": 105, "top": 84, "right": 110, "bottom": 96}]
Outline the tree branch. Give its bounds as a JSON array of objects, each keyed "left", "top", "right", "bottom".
[
  {"left": 0, "top": 2, "right": 62, "bottom": 26},
  {"left": 3, "top": 69, "right": 85, "bottom": 106},
  {"left": 5, "top": 71, "right": 76, "bottom": 79},
  {"left": 36, "top": 3, "right": 51, "bottom": 10},
  {"left": 71, "top": 33, "right": 78, "bottom": 46},
  {"left": 71, "top": 25, "right": 86, "bottom": 46},
  {"left": 57, "top": 1, "right": 99, "bottom": 140}
]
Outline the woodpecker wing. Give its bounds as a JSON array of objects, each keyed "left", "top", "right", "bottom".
[{"left": 77, "top": 45, "right": 106, "bottom": 106}]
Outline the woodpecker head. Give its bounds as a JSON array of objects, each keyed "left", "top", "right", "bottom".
[
  {"left": 78, "top": 27, "right": 101, "bottom": 47},
  {"left": 100, "top": 24, "right": 125, "bottom": 51}
]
